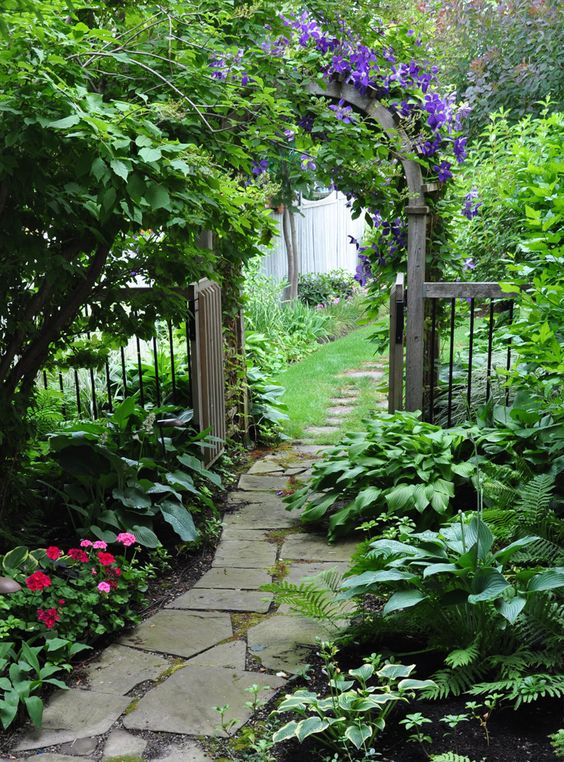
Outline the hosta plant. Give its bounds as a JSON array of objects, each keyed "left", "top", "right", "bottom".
[
  {"left": 271, "top": 644, "right": 435, "bottom": 761},
  {"left": 342, "top": 513, "right": 564, "bottom": 703},
  {"left": 286, "top": 411, "right": 474, "bottom": 539}
]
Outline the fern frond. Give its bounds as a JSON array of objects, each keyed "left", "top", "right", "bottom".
[
  {"left": 263, "top": 573, "right": 353, "bottom": 628},
  {"left": 445, "top": 641, "right": 480, "bottom": 668},
  {"left": 431, "top": 752, "right": 482, "bottom": 762},
  {"left": 423, "top": 661, "right": 489, "bottom": 700},
  {"left": 549, "top": 729, "right": 564, "bottom": 759},
  {"left": 469, "top": 672, "right": 564, "bottom": 708}
]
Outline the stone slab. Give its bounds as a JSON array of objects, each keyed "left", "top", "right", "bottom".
[
  {"left": 15, "top": 689, "right": 130, "bottom": 751},
  {"left": 326, "top": 406, "right": 354, "bottom": 416},
  {"left": 325, "top": 418, "right": 344, "bottom": 427},
  {"left": 330, "top": 398, "right": 357, "bottom": 405},
  {"left": 120, "top": 610, "right": 232, "bottom": 658},
  {"left": 220, "top": 527, "right": 269, "bottom": 542},
  {"left": 223, "top": 504, "right": 297, "bottom": 529},
  {"left": 103, "top": 729, "right": 147, "bottom": 759},
  {"left": 7, "top": 757, "right": 80, "bottom": 762},
  {"left": 281, "top": 534, "right": 357, "bottom": 563},
  {"left": 247, "top": 460, "right": 284, "bottom": 474},
  {"left": 336, "top": 388, "right": 360, "bottom": 397},
  {"left": 292, "top": 444, "right": 333, "bottom": 456},
  {"left": 123, "top": 665, "right": 285, "bottom": 737},
  {"left": 154, "top": 741, "right": 213, "bottom": 762},
  {"left": 59, "top": 737, "right": 98, "bottom": 756},
  {"left": 303, "top": 426, "right": 339, "bottom": 436},
  {"left": 213, "top": 540, "right": 277, "bottom": 569},
  {"left": 284, "top": 465, "right": 309, "bottom": 475},
  {"left": 340, "top": 370, "right": 383, "bottom": 379},
  {"left": 247, "top": 614, "right": 330, "bottom": 673},
  {"left": 193, "top": 566, "right": 271, "bottom": 589},
  {"left": 238, "top": 474, "right": 289, "bottom": 492},
  {"left": 284, "top": 561, "right": 349, "bottom": 586},
  {"left": 168, "top": 588, "right": 273, "bottom": 613},
  {"left": 83, "top": 644, "right": 167, "bottom": 695},
  {"left": 189, "top": 640, "right": 246, "bottom": 670}
]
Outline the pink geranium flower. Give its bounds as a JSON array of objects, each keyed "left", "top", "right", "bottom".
[
  {"left": 97, "top": 581, "right": 111, "bottom": 593},
  {"left": 80, "top": 539, "right": 93, "bottom": 548},
  {"left": 92, "top": 540, "right": 108, "bottom": 550},
  {"left": 116, "top": 532, "right": 136, "bottom": 547}
]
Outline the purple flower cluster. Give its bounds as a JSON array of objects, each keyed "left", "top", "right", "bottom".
[
  {"left": 300, "top": 153, "right": 317, "bottom": 171},
  {"left": 355, "top": 254, "right": 373, "bottom": 286},
  {"left": 329, "top": 99, "right": 354, "bottom": 123},
  {"left": 252, "top": 160, "right": 269, "bottom": 176},
  {"left": 462, "top": 188, "right": 482, "bottom": 219},
  {"left": 210, "top": 48, "right": 250, "bottom": 86},
  {"left": 433, "top": 160, "right": 453, "bottom": 183}
]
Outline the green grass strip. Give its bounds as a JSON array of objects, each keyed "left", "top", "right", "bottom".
[{"left": 275, "top": 324, "right": 387, "bottom": 442}]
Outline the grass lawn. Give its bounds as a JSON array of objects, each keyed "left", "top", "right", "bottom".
[{"left": 275, "top": 324, "right": 388, "bottom": 443}]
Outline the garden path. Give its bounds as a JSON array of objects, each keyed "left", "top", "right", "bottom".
[{"left": 5, "top": 368, "right": 384, "bottom": 762}]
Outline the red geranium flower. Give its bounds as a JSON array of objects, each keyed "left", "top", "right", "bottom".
[
  {"left": 68, "top": 548, "right": 89, "bottom": 563},
  {"left": 110, "top": 566, "right": 122, "bottom": 577},
  {"left": 37, "top": 608, "right": 60, "bottom": 629},
  {"left": 45, "top": 546, "right": 62, "bottom": 561},
  {"left": 26, "top": 571, "right": 52, "bottom": 591},
  {"left": 97, "top": 551, "right": 116, "bottom": 567},
  {"left": 58, "top": 599, "right": 65, "bottom": 605}
]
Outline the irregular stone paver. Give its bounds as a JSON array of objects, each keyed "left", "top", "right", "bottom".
[
  {"left": 120, "top": 610, "right": 232, "bottom": 658},
  {"left": 325, "top": 418, "right": 344, "bottom": 426},
  {"left": 238, "top": 474, "right": 289, "bottom": 492},
  {"left": 83, "top": 644, "right": 167, "bottom": 695},
  {"left": 153, "top": 740, "right": 214, "bottom": 761},
  {"left": 15, "top": 689, "right": 130, "bottom": 751},
  {"left": 189, "top": 640, "right": 246, "bottom": 670},
  {"left": 281, "top": 534, "right": 357, "bottom": 563},
  {"left": 103, "top": 729, "right": 147, "bottom": 759},
  {"left": 330, "top": 397, "right": 356, "bottom": 405},
  {"left": 284, "top": 465, "right": 309, "bottom": 475},
  {"left": 123, "top": 665, "right": 285, "bottom": 737},
  {"left": 213, "top": 539, "right": 277, "bottom": 569},
  {"left": 6, "top": 753, "right": 80, "bottom": 762},
  {"left": 168, "top": 588, "right": 273, "bottom": 613},
  {"left": 247, "top": 460, "right": 284, "bottom": 474},
  {"left": 220, "top": 526, "right": 269, "bottom": 542},
  {"left": 223, "top": 503, "right": 296, "bottom": 529},
  {"left": 303, "top": 426, "right": 339, "bottom": 436},
  {"left": 193, "top": 566, "right": 271, "bottom": 589},
  {"left": 337, "top": 388, "right": 360, "bottom": 397},
  {"left": 292, "top": 444, "right": 333, "bottom": 456},
  {"left": 341, "top": 369, "right": 383, "bottom": 379},
  {"left": 59, "top": 737, "right": 98, "bottom": 756},
  {"left": 284, "top": 561, "right": 349, "bottom": 585},
  {"left": 247, "top": 614, "right": 330, "bottom": 673},
  {"left": 327, "top": 406, "right": 354, "bottom": 416},
  {"left": 226, "top": 490, "right": 288, "bottom": 506}
]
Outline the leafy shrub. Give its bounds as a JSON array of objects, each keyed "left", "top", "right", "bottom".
[
  {"left": 32, "top": 398, "right": 221, "bottom": 547},
  {"left": 342, "top": 513, "right": 564, "bottom": 704},
  {"left": 298, "top": 269, "right": 358, "bottom": 307},
  {"left": 271, "top": 644, "right": 435, "bottom": 759},
  {"left": 286, "top": 411, "right": 474, "bottom": 539},
  {"left": 247, "top": 365, "right": 288, "bottom": 443}
]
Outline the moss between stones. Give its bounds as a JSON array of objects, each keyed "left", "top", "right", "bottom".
[
  {"left": 104, "top": 756, "right": 144, "bottom": 762},
  {"left": 156, "top": 657, "right": 187, "bottom": 682},
  {"left": 266, "top": 558, "right": 291, "bottom": 581},
  {"left": 230, "top": 611, "right": 269, "bottom": 639},
  {"left": 124, "top": 698, "right": 140, "bottom": 715}
]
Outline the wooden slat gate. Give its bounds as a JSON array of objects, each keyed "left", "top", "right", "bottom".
[{"left": 188, "top": 278, "right": 226, "bottom": 467}]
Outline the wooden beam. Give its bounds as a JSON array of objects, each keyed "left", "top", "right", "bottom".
[
  {"left": 405, "top": 205, "right": 428, "bottom": 413},
  {"left": 388, "top": 273, "right": 405, "bottom": 413},
  {"left": 423, "top": 282, "right": 520, "bottom": 299}
]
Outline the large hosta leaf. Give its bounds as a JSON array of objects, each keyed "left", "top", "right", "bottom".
[
  {"left": 160, "top": 500, "right": 198, "bottom": 542},
  {"left": 468, "top": 568, "right": 509, "bottom": 603},
  {"left": 383, "top": 590, "right": 427, "bottom": 615}
]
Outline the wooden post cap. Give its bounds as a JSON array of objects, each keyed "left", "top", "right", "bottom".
[{"left": 0, "top": 576, "right": 22, "bottom": 594}]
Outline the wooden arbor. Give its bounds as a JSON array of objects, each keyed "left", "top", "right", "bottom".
[{"left": 307, "top": 81, "right": 429, "bottom": 412}]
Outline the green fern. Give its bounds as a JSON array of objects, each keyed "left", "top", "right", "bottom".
[
  {"left": 549, "top": 729, "right": 564, "bottom": 759},
  {"left": 469, "top": 672, "right": 564, "bottom": 708},
  {"left": 263, "top": 569, "right": 352, "bottom": 628},
  {"left": 423, "top": 661, "right": 489, "bottom": 700},
  {"left": 445, "top": 641, "right": 480, "bottom": 669},
  {"left": 431, "top": 753, "right": 483, "bottom": 762}
]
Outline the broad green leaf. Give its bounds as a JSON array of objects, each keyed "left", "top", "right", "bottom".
[
  {"left": 468, "top": 568, "right": 509, "bottom": 603},
  {"left": 48, "top": 114, "right": 80, "bottom": 129},
  {"left": 344, "top": 724, "right": 372, "bottom": 749},
  {"left": 166, "top": 470, "right": 198, "bottom": 494},
  {"left": 494, "top": 536, "right": 539, "bottom": 562},
  {"left": 272, "top": 720, "right": 299, "bottom": 743},
  {"left": 110, "top": 159, "right": 129, "bottom": 181},
  {"left": 177, "top": 453, "right": 222, "bottom": 487},
  {"left": 383, "top": 590, "right": 426, "bottom": 615},
  {"left": 24, "top": 696, "right": 43, "bottom": 728},
  {"left": 139, "top": 146, "right": 161, "bottom": 162},
  {"left": 146, "top": 183, "right": 171, "bottom": 210},
  {"left": 131, "top": 525, "right": 160, "bottom": 548},
  {"left": 160, "top": 500, "right": 199, "bottom": 542},
  {"left": 2, "top": 546, "right": 29, "bottom": 571},
  {"left": 377, "top": 663, "right": 415, "bottom": 679},
  {"left": 496, "top": 596, "right": 527, "bottom": 623},
  {"left": 295, "top": 716, "right": 330, "bottom": 742},
  {"left": 527, "top": 568, "right": 564, "bottom": 592},
  {"left": 397, "top": 678, "right": 437, "bottom": 691}
]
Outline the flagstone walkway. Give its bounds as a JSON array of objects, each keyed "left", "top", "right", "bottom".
[{"left": 4, "top": 367, "right": 384, "bottom": 762}]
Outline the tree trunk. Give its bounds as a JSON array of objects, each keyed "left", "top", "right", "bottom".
[{"left": 282, "top": 205, "right": 299, "bottom": 301}]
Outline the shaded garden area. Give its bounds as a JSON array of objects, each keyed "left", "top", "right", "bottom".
[{"left": 0, "top": 1, "right": 562, "bottom": 760}]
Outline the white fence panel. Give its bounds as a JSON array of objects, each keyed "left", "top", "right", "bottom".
[{"left": 261, "top": 191, "right": 365, "bottom": 281}]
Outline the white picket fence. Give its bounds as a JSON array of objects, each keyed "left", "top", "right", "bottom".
[{"left": 261, "top": 191, "right": 365, "bottom": 281}]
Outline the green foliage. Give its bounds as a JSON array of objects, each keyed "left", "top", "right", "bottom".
[
  {"left": 550, "top": 728, "right": 564, "bottom": 759},
  {"left": 298, "top": 269, "right": 358, "bottom": 307},
  {"left": 246, "top": 365, "right": 289, "bottom": 444},
  {"left": 342, "top": 512, "right": 564, "bottom": 704},
  {"left": 263, "top": 568, "right": 348, "bottom": 628},
  {"left": 0, "top": 638, "right": 88, "bottom": 730},
  {"left": 271, "top": 645, "right": 435, "bottom": 758},
  {"left": 286, "top": 411, "right": 474, "bottom": 539},
  {"left": 430, "top": 754, "right": 481, "bottom": 762},
  {"left": 31, "top": 398, "right": 221, "bottom": 546}
]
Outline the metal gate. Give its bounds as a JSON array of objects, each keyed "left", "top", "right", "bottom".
[{"left": 188, "top": 278, "right": 226, "bottom": 466}]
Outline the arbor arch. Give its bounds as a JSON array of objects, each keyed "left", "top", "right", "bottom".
[{"left": 307, "top": 80, "right": 429, "bottom": 411}]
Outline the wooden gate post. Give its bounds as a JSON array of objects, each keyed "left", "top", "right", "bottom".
[
  {"left": 388, "top": 273, "right": 405, "bottom": 413},
  {"left": 405, "top": 203, "right": 429, "bottom": 413}
]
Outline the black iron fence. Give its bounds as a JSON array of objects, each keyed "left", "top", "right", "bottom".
[{"left": 389, "top": 278, "right": 520, "bottom": 425}]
